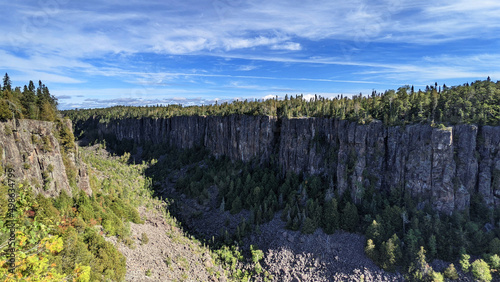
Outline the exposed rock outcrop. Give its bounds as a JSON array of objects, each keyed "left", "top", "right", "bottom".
[
  {"left": 75, "top": 115, "right": 500, "bottom": 214},
  {"left": 0, "top": 119, "right": 90, "bottom": 197}
]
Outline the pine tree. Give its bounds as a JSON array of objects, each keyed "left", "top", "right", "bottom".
[
  {"left": 428, "top": 234, "right": 437, "bottom": 259},
  {"left": 231, "top": 196, "right": 242, "bottom": 214},
  {"left": 366, "top": 219, "right": 384, "bottom": 246},
  {"left": 301, "top": 216, "right": 316, "bottom": 234},
  {"left": 0, "top": 100, "right": 11, "bottom": 120},
  {"left": 411, "top": 246, "right": 433, "bottom": 281},
  {"left": 380, "top": 235, "right": 401, "bottom": 271},
  {"left": 341, "top": 202, "right": 359, "bottom": 232},
  {"left": 322, "top": 198, "right": 339, "bottom": 234},
  {"left": 444, "top": 263, "right": 459, "bottom": 280},
  {"left": 365, "top": 239, "right": 378, "bottom": 263},
  {"left": 2, "top": 73, "right": 11, "bottom": 91}
]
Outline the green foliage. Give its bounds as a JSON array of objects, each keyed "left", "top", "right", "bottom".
[
  {"left": 0, "top": 184, "right": 82, "bottom": 281},
  {"left": 301, "top": 217, "right": 316, "bottom": 234},
  {"left": 0, "top": 100, "right": 11, "bottom": 120},
  {"left": 410, "top": 246, "right": 434, "bottom": 281},
  {"left": 460, "top": 253, "right": 471, "bottom": 273},
  {"left": 0, "top": 74, "right": 58, "bottom": 122},
  {"left": 141, "top": 232, "right": 149, "bottom": 245},
  {"left": 471, "top": 259, "right": 492, "bottom": 282},
  {"left": 444, "top": 263, "right": 459, "bottom": 280},
  {"left": 366, "top": 219, "right": 384, "bottom": 246},
  {"left": 57, "top": 81, "right": 500, "bottom": 280},
  {"left": 231, "top": 196, "right": 243, "bottom": 214},
  {"left": 431, "top": 271, "right": 444, "bottom": 282},
  {"left": 4, "top": 124, "right": 12, "bottom": 135},
  {"left": 490, "top": 237, "right": 500, "bottom": 255},
  {"left": 341, "top": 202, "right": 359, "bottom": 232},
  {"left": 83, "top": 228, "right": 126, "bottom": 281},
  {"left": 65, "top": 79, "right": 500, "bottom": 127},
  {"left": 322, "top": 198, "right": 339, "bottom": 234},
  {"left": 365, "top": 239, "right": 378, "bottom": 264},
  {"left": 379, "top": 234, "right": 401, "bottom": 272},
  {"left": 489, "top": 254, "right": 500, "bottom": 271}
]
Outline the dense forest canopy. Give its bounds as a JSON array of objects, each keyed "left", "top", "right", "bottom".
[
  {"left": 64, "top": 78, "right": 500, "bottom": 126},
  {"left": 0, "top": 73, "right": 59, "bottom": 121}
]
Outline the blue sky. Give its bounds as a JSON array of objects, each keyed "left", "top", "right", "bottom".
[{"left": 2, "top": 0, "right": 500, "bottom": 110}]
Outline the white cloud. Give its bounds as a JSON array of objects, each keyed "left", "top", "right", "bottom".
[
  {"left": 262, "top": 94, "right": 276, "bottom": 100},
  {"left": 237, "top": 65, "right": 258, "bottom": 71},
  {"left": 2, "top": 0, "right": 500, "bottom": 110},
  {"left": 270, "top": 42, "right": 302, "bottom": 51}
]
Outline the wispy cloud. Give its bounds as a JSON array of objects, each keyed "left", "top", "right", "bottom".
[{"left": 1, "top": 0, "right": 499, "bottom": 109}]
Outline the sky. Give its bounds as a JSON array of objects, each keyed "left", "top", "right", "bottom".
[{"left": 2, "top": 0, "right": 500, "bottom": 110}]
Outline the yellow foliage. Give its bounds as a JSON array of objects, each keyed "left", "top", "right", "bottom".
[{"left": 73, "top": 263, "right": 91, "bottom": 282}]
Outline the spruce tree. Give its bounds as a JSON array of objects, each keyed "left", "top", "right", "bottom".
[{"left": 2, "top": 73, "right": 11, "bottom": 91}]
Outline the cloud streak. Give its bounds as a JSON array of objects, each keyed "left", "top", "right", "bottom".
[{"left": 1, "top": 0, "right": 499, "bottom": 109}]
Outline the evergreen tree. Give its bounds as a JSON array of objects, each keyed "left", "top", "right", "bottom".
[
  {"left": 365, "top": 239, "right": 378, "bottom": 264},
  {"left": 2, "top": 73, "right": 11, "bottom": 91},
  {"left": 301, "top": 217, "right": 316, "bottom": 234},
  {"left": 428, "top": 234, "right": 437, "bottom": 259},
  {"left": 411, "top": 246, "right": 433, "bottom": 281},
  {"left": 231, "top": 196, "right": 242, "bottom": 214},
  {"left": 444, "top": 263, "right": 459, "bottom": 280},
  {"left": 489, "top": 237, "right": 500, "bottom": 255},
  {"left": 341, "top": 202, "right": 359, "bottom": 232},
  {"left": 0, "top": 100, "right": 11, "bottom": 120},
  {"left": 366, "top": 219, "right": 384, "bottom": 246},
  {"left": 460, "top": 253, "right": 471, "bottom": 273},
  {"left": 322, "top": 198, "right": 339, "bottom": 234}
]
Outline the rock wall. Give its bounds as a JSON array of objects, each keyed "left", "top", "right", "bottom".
[
  {"left": 88, "top": 115, "right": 277, "bottom": 163},
  {"left": 0, "top": 119, "right": 90, "bottom": 197},
  {"left": 79, "top": 116, "right": 500, "bottom": 214}
]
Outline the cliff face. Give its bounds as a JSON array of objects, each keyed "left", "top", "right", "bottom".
[
  {"left": 79, "top": 116, "right": 500, "bottom": 214},
  {"left": 88, "top": 115, "right": 277, "bottom": 163},
  {"left": 0, "top": 119, "right": 90, "bottom": 197}
]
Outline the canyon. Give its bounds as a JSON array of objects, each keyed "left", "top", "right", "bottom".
[{"left": 73, "top": 115, "right": 500, "bottom": 215}]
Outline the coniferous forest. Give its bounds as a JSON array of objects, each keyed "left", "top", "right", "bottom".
[
  {"left": 63, "top": 78, "right": 500, "bottom": 281},
  {"left": 3, "top": 75, "right": 500, "bottom": 281},
  {"left": 65, "top": 78, "right": 500, "bottom": 128},
  {"left": 0, "top": 73, "right": 58, "bottom": 122}
]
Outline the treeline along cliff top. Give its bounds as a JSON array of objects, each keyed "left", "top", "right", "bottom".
[
  {"left": 0, "top": 73, "right": 58, "bottom": 122},
  {"left": 63, "top": 78, "right": 500, "bottom": 126}
]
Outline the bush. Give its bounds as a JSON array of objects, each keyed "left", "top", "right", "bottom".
[
  {"left": 471, "top": 259, "right": 492, "bottom": 282},
  {"left": 460, "top": 253, "right": 471, "bottom": 273},
  {"left": 83, "top": 228, "right": 126, "bottom": 281},
  {"left": 489, "top": 254, "right": 500, "bottom": 270},
  {"left": 141, "top": 232, "right": 149, "bottom": 245}
]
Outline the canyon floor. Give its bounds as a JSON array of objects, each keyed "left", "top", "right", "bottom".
[{"left": 96, "top": 146, "right": 481, "bottom": 281}]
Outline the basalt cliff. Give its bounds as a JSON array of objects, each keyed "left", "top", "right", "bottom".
[
  {"left": 0, "top": 119, "right": 91, "bottom": 197},
  {"left": 74, "top": 115, "right": 500, "bottom": 215}
]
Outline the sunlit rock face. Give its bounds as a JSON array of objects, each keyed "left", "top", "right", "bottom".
[{"left": 0, "top": 119, "right": 90, "bottom": 197}]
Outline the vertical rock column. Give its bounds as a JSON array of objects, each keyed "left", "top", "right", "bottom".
[
  {"left": 477, "top": 126, "right": 500, "bottom": 207},
  {"left": 431, "top": 128, "right": 456, "bottom": 215}
]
